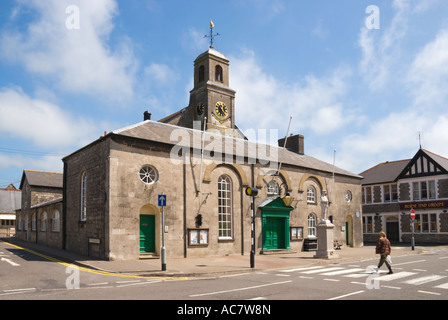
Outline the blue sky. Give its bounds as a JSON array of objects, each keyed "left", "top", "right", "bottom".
[{"left": 1, "top": 0, "right": 448, "bottom": 188}]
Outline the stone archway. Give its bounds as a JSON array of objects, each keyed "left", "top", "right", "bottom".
[{"left": 139, "top": 204, "right": 159, "bottom": 255}]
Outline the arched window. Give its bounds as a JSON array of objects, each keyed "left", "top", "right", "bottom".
[
  {"left": 308, "top": 213, "right": 317, "bottom": 237},
  {"left": 198, "top": 65, "right": 205, "bottom": 83},
  {"left": 307, "top": 186, "right": 317, "bottom": 203},
  {"left": 218, "top": 175, "right": 232, "bottom": 239},
  {"left": 31, "top": 212, "right": 36, "bottom": 231},
  {"left": 41, "top": 211, "right": 47, "bottom": 232},
  {"left": 52, "top": 210, "right": 60, "bottom": 232},
  {"left": 215, "top": 65, "right": 223, "bottom": 82},
  {"left": 267, "top": 180, "right": 279, "bottom": 196},
  {"left": 80, "top": 171, "right": 87, "bottom": 221}
]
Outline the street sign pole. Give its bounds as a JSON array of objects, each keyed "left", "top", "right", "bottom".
[
  {"left": 410, "top": 209, "right": 415, "bottom": 251},
  {"left": 159, "top": 193, "right": 167, "bottom": 271},
  {"left": 245, "top": 187, "right": 258, "bottom": 269},
  {"left": 250, "top": 195, "right": 255, "bottom": 269}
]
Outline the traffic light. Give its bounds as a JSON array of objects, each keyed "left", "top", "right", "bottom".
[
  {"left": 245, "top": 187, "right": 259, "bottom": 197},
  {"left": 195, "top": 214, "right": 202, "bottom": 228}
]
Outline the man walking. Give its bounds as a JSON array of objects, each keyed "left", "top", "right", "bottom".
[{"left": 376, "top": 231, "right": 393, "bottom": 274}]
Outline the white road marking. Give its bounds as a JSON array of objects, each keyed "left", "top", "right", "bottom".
[
  {"left": 434, "top": 283, "right": 448, "bottom": 289},
  {"left": 280, "top": 266, "right": 325, "bottom": 273},
  {"left": 320, "top": 268, "right": 364, "bottom": 276},
  {"left": 189, "top": 280, "right": 292, "bottom": 297},
  {"left": 403, "top": 275, "right": 446, "bottom": 285},
  {"left": 301, "top": 267, "right": 344, "bottom": 274},
  {"left": 418, "top": 290, "right": 441, "bottom": 296},
  {"left": 393, "top": 259, "right": 426, "bottom": 266},
  {"left": 1, "top": 257, "right": 20, "bottom": 267},
  {"left": 379, "top": 272, "right": 417, "bottom": 282},
  {"left": 327, "top": 290, "right": 365, "bottom": 300}
]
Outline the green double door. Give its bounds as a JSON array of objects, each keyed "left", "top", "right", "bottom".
[
  {"left": 260, "top": 197, "right": 293, "bottom": 251},
  {"left": 140, "top": 215, "right": 155, "bottom": 253},
  {"left": 263, "top": 217, "right": 286, "bottom": 250}
]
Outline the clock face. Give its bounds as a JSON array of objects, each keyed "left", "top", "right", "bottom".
[
  {"left": 214, "top": 101, "right": 228, "bottom": 120},
  {"left": 196, "top": 102, "right": 204, "bottom": 115}
]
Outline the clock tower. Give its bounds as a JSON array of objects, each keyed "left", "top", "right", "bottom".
[
  {"left": 159, "top": 22, "right": 242, "bottom": 137},
  {"left": 189, "top": 46, "right": 236, "bottom": 134}
]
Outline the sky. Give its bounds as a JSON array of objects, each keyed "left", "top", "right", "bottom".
[{"left": 1, "top": 0, "right": 448, "bottom": 188}]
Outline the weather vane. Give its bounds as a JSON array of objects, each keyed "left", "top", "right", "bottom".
[{"left": 204, "top": 20, "right": 220, "bottom": 49}]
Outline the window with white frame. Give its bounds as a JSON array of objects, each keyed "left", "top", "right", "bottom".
[
  {"left": 414, "top": 213, "right": 438, "bottom": 233},
  {"left": 363, "top": 186, "right": 372, "bottom": 204},
  {"left": 383, "top": 184, "right": 398, "bottom": 202},
  {"left": 363, "top": 215, "right": 374, "bottom": 233},
  {"left": 267, "top": 180, "right": 279, "bottom": 196},
  {"left": 308, "top": 213, "right": 317, "bottom": 237},
  {"left": 218, "top": 175, "right": 233, "bottom": 239},
  {"left": 307, "top": 186, "right": 317, "bottom": 204},
  {"left": 80, "top": 171, "right": 87, "bottom": 221},
  {"left": 413, "top": 180, "right": 436, "bottom": 200}
]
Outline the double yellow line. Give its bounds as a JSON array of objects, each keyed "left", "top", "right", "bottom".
[{"left": 1, "top": 240, "right": 187, "bottom": 280}]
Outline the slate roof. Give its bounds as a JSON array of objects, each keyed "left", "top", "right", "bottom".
[
  {"left": 19, "top": 169, "right": 63, "bottom": 190},
  {"left": 111, "top": 120, "right": 362, "bottom": 179},
  {"left": 0, "top": 188, "right": 21, "bottom": 214},
  {"left": 360, "top": 160, "right": 409, "bottom": 185},
  {"left": 360, "top": 149, "right": 448, "bottom": 186}
]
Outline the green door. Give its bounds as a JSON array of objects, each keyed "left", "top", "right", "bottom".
[
  {"left": 264, "top": 218, "right": 285, "bottom": 250},
  {"left": 140, "top": 215, "right": 155, "bottom": 253}
]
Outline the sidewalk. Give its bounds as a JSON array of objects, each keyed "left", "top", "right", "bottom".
[{"left": 1, "top": 237, "right": 423, "bottom": 278}]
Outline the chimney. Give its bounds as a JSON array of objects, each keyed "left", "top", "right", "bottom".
[
  {"left": 143, "top": 111, "right": 152, "bottom": 121},
  {"left": 278, "top": 134, "right": 304, "bottom": 155}
]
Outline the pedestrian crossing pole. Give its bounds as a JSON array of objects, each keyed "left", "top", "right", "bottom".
[{"left": 246, "top": 186, "right": 259, "bottom": 269}]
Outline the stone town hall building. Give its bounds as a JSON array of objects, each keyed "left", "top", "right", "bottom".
[{"left": 15, "top": 44, "right": 363, "bottom": 261}]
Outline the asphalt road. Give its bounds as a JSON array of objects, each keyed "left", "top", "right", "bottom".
[{"left": 1, "top": 240, "right": 447, "bottom": 303}]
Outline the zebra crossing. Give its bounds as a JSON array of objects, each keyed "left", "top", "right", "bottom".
[{"left": 278, "top": 265, "right": 448, "bottom": 293}]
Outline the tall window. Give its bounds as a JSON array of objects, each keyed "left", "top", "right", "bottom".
[
  {"left": 307, "top": 186, "right": 317, "bottom": 203},
  {"left": 41, "top": 211, "right": 47, "bottom": 232},
  {"left": 267, "top": 180, "right": 279, "bottom": 196},
  {"left": 52, "top": 210, "right": 60, "bottom": 232},
  {"left": 215, "top": 65, "right": 223, "bottom": 82},
  {"left": 308, "top": 213, "right": 317, "bottom": 237},
  {"left": 198, "top": 65, "right": 205, "bottom": 82},
  {"left": 413, "top": 180, "right": 436, "bottom": 200},
  {"left": 218, "top": 175, "right": 232, "bottom": 239},
  {"left": 80, "top": 171, "right": 87, "bottom": 221}
]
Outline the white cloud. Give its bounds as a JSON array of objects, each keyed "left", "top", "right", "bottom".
[
  {"left": 0, "top": 87, "right": 100, "bottom": 149},
  {"left": 407, "top": 28, "right": 448, "bottom": 107},
  {"left": 230, "top": 49, "right": 353, "bottom": 136},
  {"left": 0, "top": 0, "right": 137, "bottom": 100},
  {"left": 144, "top": 63, "right": 179, "bottom": 85}
]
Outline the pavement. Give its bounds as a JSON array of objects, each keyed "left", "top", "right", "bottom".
[{"left": 1, "top": 237, "right": 425, "bottom": 278}]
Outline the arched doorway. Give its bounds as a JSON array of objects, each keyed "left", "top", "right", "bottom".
[
  {"left": 346, "top": 215, "right": 354, "bottom": 247},
  {"left": 139, "top": 204, "right": 158, "bottom": 254}
]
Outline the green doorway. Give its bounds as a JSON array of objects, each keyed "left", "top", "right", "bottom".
[
  {"left": 264, "top": 217, "right": 286, "bottom": 250},
  {"left": 259, "top": 197, "right": 293, "bottom": 251},
  {"left": 140, "top": 215, "right": 155, "bottom": 253}
]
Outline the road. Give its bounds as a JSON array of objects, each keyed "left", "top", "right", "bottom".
[{"left": 1, "top": 240, "right": 447, "bottom": 303}]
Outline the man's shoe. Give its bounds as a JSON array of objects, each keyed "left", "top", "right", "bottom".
[{"left": 387, "top": 271, "right": 393, "bottom": 274}]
